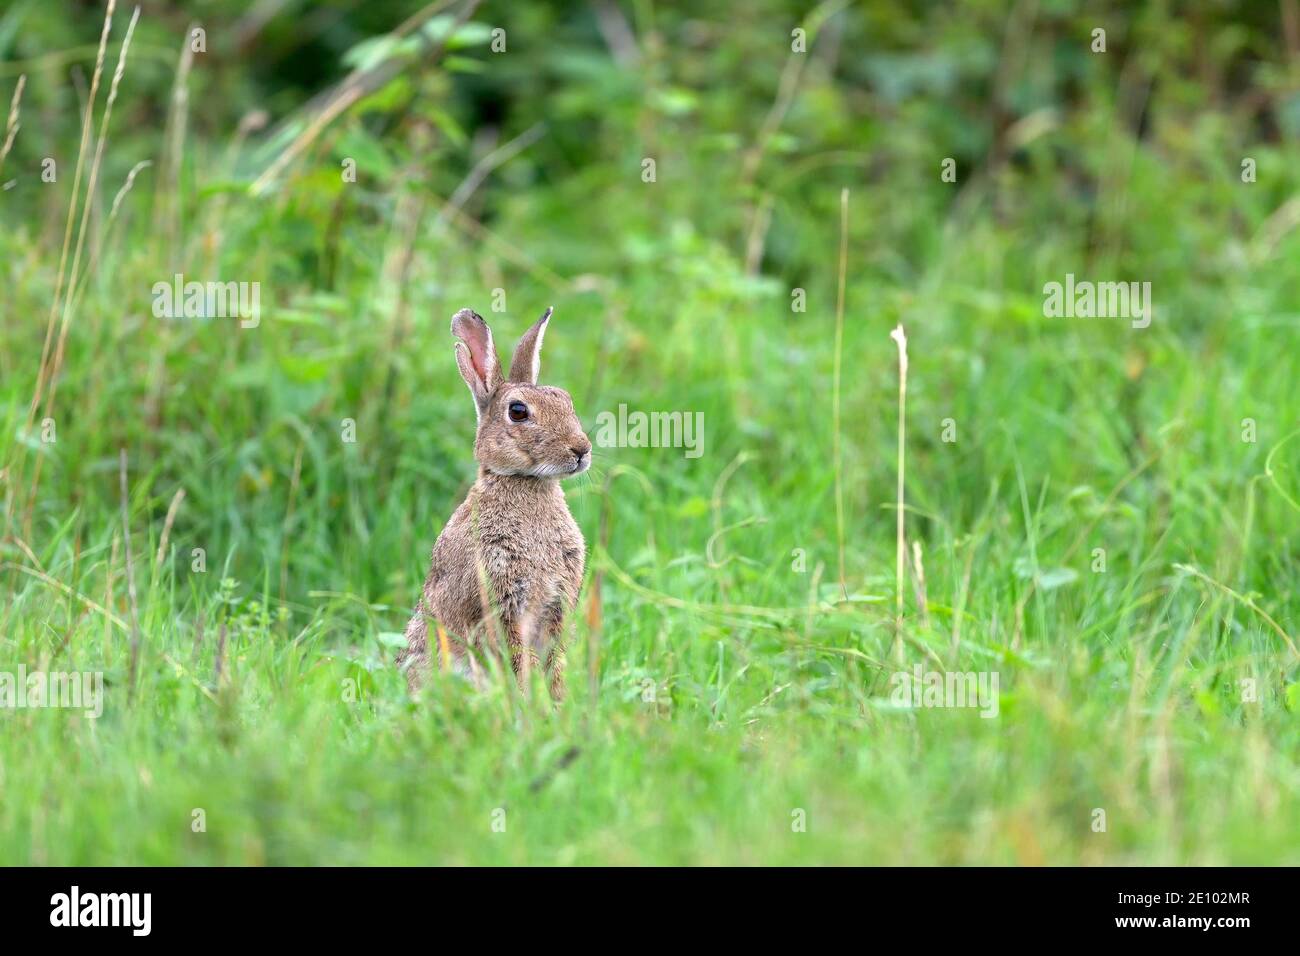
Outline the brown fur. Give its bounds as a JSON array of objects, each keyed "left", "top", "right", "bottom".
[{"left": 397, "top": 308, "right": 589, "bottom": 699}]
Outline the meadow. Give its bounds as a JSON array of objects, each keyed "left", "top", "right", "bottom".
[{"left": 1, "top": 1, "right": 1298, "bottom": 865}]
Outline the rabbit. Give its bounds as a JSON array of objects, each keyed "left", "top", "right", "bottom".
[{"left": 397, "top": 306, "right": 590, "bottom": 700}]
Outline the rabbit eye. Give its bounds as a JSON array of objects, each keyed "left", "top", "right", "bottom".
[{"left": 507, "top": 401, "right": 529, "bottom": 422}]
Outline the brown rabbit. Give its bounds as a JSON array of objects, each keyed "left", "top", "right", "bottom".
[{"left": 397, "top": 307, "right": 590, "bottom": 699}]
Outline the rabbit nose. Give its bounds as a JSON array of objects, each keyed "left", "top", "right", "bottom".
[{"left": 571, "top": 442, "right": 591, "bottom": 458}]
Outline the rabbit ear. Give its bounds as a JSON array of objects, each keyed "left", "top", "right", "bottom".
[
  {"left": 508, "top": 306, "right": 553, "bottom": 384},
  {"left": 451, "top": 308, "right": 501, "bottom": 407}
]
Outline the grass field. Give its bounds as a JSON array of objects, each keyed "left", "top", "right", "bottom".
[{"left": 2, "top": 1, "right": 1299, "bottom": 865}]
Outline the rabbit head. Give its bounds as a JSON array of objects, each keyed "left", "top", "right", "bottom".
[{"left": 451, "top": 307, "right": 591, "bottom": 478}]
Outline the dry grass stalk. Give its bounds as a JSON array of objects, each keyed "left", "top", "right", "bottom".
[
  {"left": 25, "top": 4, "right": 141, "bottom": 535},
  {"left": 13, "top": 0, "right": 117, "bottom": 540},
  {"left": 118, "top": 448, "right": 142, "bottom": 701},
  {"left": 0, "top": 74, "right": 26, "bottom": 175},
  {"left": 154, "top": 487, "right": 186, "bottom": 572},
  {"left": 832, "top": 188, "right": 848, "bottom": 598},
  {"left": 889, "top": 324, "right": 908, "bottom": 660}
]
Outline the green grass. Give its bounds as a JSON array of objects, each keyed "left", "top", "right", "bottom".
[{"left": 2, "top": 1, "right": 1299, "bottom": 865}]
